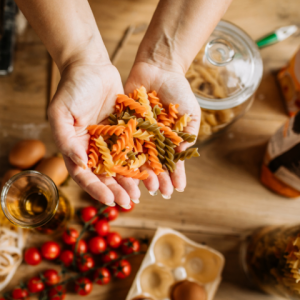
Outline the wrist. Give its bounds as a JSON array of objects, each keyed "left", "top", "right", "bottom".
[
  {"left": 135, "top": 40, "right": 188, "bottom": 75},
  {"left": 55, "top": 31, "right": 111, "bottom": 73}
]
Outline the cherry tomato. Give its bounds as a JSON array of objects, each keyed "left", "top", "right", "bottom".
[
  {"left": 94, "top": 219, "right": 109, "bottom": 237},
  {"left": 106, "top": 232, "right": 122, "bottom": 249},
  {"left": 43, "top": 269, "right": 60, "bottom": 286},
  {"left": 121, "top": 237, "right": 140, "bottom": 254},
  {"left": 80, "top": 206, "right": 98, "bottom": 224},
  {"left": 74, "top": 277, "right": 93, "bottom": 296},
  {"left": 112, "top": 259, "right": 131, "bottom": 279},
  {"left": 117, "top": 201, "right": 135, "bottom": 212},
  {"left": 62, "top": 228, "right": 79, "bottom": 245},
  {"left": 12, "top": 288, "right": 29, "bottom": 299},
  {"left": 27, "top": 276, "right": 45, "bottom": 293},
  {"left": 72, "top": 239, "right": 88, "bottom": 254},
  {"left": 77, "top": 253, "right": 95, "bottom": 272},
  {"left": 24, "top": 247, "right": 42, "bottom": 266},
  {"left": 48, "top": 285, "right": 66, "bottom": 300},
  {"left": 102, "top": 250, "right": 119, "bottom": 263},
  {"left": 59, "top": 250, "right": 74, "bottom": 267},
  {"left": 88, "top": 236, "right": 107, "bottom": 254},
  {"left": 102, "top": 207, "right": 118, "bottom": 221},
  {"left": 94, "top": 267, "right": 111, "bottom": 285},
  {"left": 41, "top": 241, "right": 61, "bottom": 260}
]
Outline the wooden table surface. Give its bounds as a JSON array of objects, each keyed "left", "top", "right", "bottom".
[{"left": 1, "top": 0, "right": 300, "bottom": 299}]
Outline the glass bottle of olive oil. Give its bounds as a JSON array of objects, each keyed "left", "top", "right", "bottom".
[{"left": 1, "top": 170, "right": 72, "bottom": 234}]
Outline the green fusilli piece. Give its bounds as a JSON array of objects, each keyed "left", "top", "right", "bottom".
[{"left": 174, "top": 148, "right": 200, "bottom": 163}]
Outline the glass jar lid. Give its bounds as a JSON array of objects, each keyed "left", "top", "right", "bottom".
[{"left": 188, "top": 20, "right": 263, "bottom": 110}]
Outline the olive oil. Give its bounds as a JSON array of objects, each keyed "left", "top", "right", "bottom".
[{"left": 23, "top": 190, "right": 48, "bottom": 216}]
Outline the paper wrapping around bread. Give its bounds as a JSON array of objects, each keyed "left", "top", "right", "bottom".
[{"left": 0, "top": 209, "right": 26, "bottom": 290}]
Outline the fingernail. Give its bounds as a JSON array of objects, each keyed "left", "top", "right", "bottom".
[
  {"left": 120, "top": 204, "right": 131, "bottom": 210},
  {"left": 131, "top": 199, "right": 140, "bottom": 204},
  {"left": 105, "top": 202, "right": 115, "bottom": 207},
  {"left": 149, "top": 190, "right": 158, "bottom": 196},
  {"left": 175, "top": 188, "right": 185, "bottom": 192},
  {"left": 162, "top": 194, "right": 172, "bottom": 199},
  {"left": 70, "top": 153, "right": 87, "bottom": 170}
]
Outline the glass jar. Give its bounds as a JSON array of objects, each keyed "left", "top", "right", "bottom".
[
  {"left": 186, "top": 20, "right": 263, "bottom": 143},
  {"left": 1, "top": 170, "right": 72, "bottom": 234},
  {"left": 241, "top": 225, "right": 300, "bottom": 299}
]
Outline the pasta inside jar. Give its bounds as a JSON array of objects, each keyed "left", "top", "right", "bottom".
[{"left": 186, "top": 21, "right": 263, "bottom": 143}]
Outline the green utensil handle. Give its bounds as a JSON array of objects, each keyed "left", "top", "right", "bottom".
[{"left": 256, "top": 33, "right": 278, "bottom": 48}]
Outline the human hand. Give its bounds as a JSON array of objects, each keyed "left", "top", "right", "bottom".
[
  {"left": 48, "top": 61, "right": 140, "bottom": 208},
  {"left": 125, "top": 61, "right": 201, "bottom": 198}
]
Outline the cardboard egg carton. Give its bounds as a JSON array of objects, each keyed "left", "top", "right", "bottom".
[{"left": 126, "top": 227, "right": 225, "bottom": 300}]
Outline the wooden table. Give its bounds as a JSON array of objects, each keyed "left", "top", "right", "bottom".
[{"left": 1, "top": 0, "right": 300, "bottom": 299}]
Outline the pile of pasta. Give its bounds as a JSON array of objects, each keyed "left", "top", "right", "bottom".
[
  {"left": 86, "top": 86, "right": 199, "bottom": 179},
  {"left": 0, "top": 210, "right": 26, "bottom": 290}
]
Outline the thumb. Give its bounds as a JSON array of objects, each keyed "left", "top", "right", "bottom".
[{"left": 48, "top": 100, "right": 88, "bottom": 170}]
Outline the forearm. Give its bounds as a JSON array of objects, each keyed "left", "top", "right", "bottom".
[
  {"left": 136, "top": 0, "right": 232, "bottom": 73},
  {"left": 15, "top": 0, "right": 109, "bottom": 72}
]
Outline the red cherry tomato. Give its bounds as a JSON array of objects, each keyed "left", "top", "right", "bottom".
[
  {"left": 75, "top": 277, "right": 93, "bottom": 296},
  {"left": 72, "top": 239, "right": 88, "bottom": 254},
  {"left": 43, "top": 269, "right": 60, "bottom": 286},
  {"left": 80, "top": 206, "right": 98, "bottom": 224},
  {"left": 77, "top": 253, "right": 95, "bottom": 272},
  {"left": 117, "top": 201, "right": 135, "bottom": 212},
  {"left": 12, "top": 288, "right": 29, "bottom": 299},
  {"left": 88, "top": 236, "right": 107, "bottom": 254},
  {"left": 59, "top": 250, "right": 74, "bottom": 267},
  {"left": 62, "top": 228, "right": 79, "bottom": 245},
  {"left": 94, "top": 219, "right": 109, "bottom": 237},
  {"left": 121, "top": 237, "right": 140, "bottom": 254},
  {"left": 94, "top": 267, "right": 111, "bottom": 285},
  {"left": 27, "top": 276, "right": 45, "bottom": 293},
  {"left": 106, "top": 232, "right": 122, "bottom": 249},
  {"left": 41, "top": 241, "right": 61, "bottom": 260},
  {"left": 102, "top": 207, "right": 118, "bottom": 221},
  {"left": 24, "top": 247, "right": 42, "bottom": 266},
  {"left": 48, "top": 285, "right": 66, "bottom": 300},
  {"left": 102, "top": 250, "right": 119, "bottom": 263},
  {"left": 113, "top": 259, "right": 131, "bottom": 279}
]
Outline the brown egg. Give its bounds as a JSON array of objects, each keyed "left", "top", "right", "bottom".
[
  {"left": 1, "top": 169, "right": 22, "bottom": 187},
  {"left": 35, "top": 156, "right": 68, "bottom": 186},
  {"left": 9, "top": 140, "right": 46, "bottom": 169},
  {"left": 171, "top": 280, "right": 207, "bottom": 300}
]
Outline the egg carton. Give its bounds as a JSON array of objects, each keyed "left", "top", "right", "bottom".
[{"left": 126, "top": 227, "right": 225, "bottom": 300}]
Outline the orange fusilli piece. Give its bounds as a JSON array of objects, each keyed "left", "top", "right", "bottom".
[
  {"left": 112, "top": 165, "right": 149, "bottom": 180},
  {"left": 112, "top": 118, "right": 137, "bottom": 153},
  {"left": 87, "top": 140, "right": 100, "bottom": 168},
  {"left": 134, "top": 138, "right": 144, "bottom": 153},
  {"left": 168, "top": 103, "right": 179, "bottom": 125},
  {"left": 111, "top": 149, "right": 130, "bottom": 162},
  {"left": 116, "top": 95, "right": 147, "bottom": 116},
  {"left": 87, "top": 125, "right": 125, "bottom": 137},
  {"left": 148, "top": 91, "right": 163, "bottom": 108},
  {"left": 157, "top": 123, "right": 183, "bottom": 145},
  {"left": 144, "top": 141, "right": 164, "bottom": 175}
]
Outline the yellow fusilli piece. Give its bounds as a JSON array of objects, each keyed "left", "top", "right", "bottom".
[
  {"left": 173, "top": 114, "right": 192, "bottom": 132},
  {"left": 133, "top": 129, "right": 154, "bottom": 141},
  {"left": 137, "top": 86, "right": 156, "bottom": 124},
  {"left": 130, "top": 153, "right": 148, "bottom": 169},
  {"left": 94, "top": 136, "right": 116, "bottom": 176},
  {"left": 93, "top": 163, "right": 106, "bottom": 175}
]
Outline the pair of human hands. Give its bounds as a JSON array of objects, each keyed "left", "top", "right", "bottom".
[{"left": 48, "top": 59, "right": 200, "bottom": 208}]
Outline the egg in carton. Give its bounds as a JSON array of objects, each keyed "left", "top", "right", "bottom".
[{"left": 126, "top": 227, "right": 224, "bottom": 300}]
